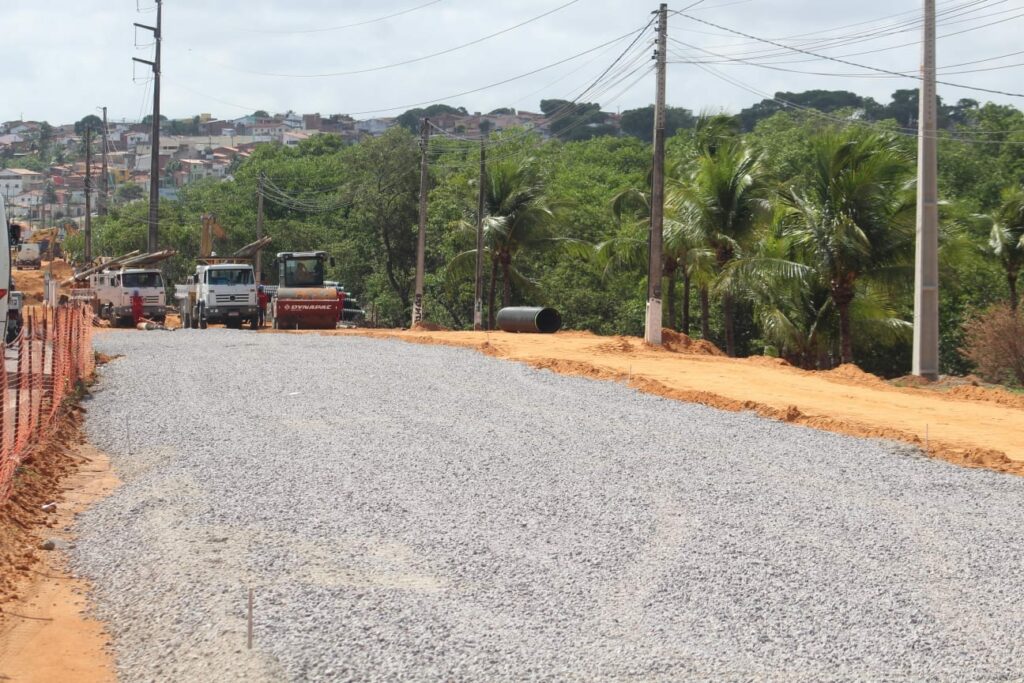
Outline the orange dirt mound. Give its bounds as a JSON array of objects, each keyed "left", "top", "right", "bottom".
[
  {"left": 946, "top": 385, "right": 1024, "bottom": 410},
  {"left": 660, "top": 328, "right": 725, "bottom": 356},
  {"left": 11, "top": 260, "right": 75, "bottom": 303},
  {"left": 745, "top": 356, "right": 793, "bottom": 368},
  {"left": 594, "top": 337, "right": 639, "bottom": 355},
  {"left": 827, "top": 363, "right": 885, "bottom": 385},
  {"left": 412, "top": 321, "right": 450, "bottom": 332}
]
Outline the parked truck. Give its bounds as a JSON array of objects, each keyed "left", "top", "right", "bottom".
[
  {"left": 14, "top": 242, "right": 41, "bottom": 270},
  {"left": 64, "top": 250, "right": 175, "bottom": 327},
  {"left": 176, "top": 261, "right": 258, "bottom": 329},
  {"left": 270, "top": 251, "right": 339, "bottom": 329}
]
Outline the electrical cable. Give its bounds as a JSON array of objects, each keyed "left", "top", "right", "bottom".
[
  {"left": 194, "top": 0, "right": 582, "bottom": 78},
  {"left": 676, "top": 11, "right": 1024, "bottom": 99},
  {"left": 237, "top": 0, "right": 445, "bottom": 35}
]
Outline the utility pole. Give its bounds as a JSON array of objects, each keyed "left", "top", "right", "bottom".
[
  {"left": 913, "top": 0, "right": 939, "bottom": 380},
  {"left": 473, "top": 133, "right": 487, "bottom": 331},
  {"left": 256, "top": 172, "right": 265, "bottom": 284},
  {"left": 99, "top": 106, "right": 109, "bottom": 216},
  {"left": 84, "top": 127, "right": 93, "bottom": 263},
  {"left": 644, "top": 3, "right": 668, "bottom": 346},
  {"left": 412, "top": 117, "right": 430, "bottom": 327},
  {"left": 133, "top": 0, "right": 162, "bottom": 252}
]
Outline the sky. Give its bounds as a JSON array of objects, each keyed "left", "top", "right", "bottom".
[{"left": 1, "top": 0, "right": 1021, "bottom": 126}]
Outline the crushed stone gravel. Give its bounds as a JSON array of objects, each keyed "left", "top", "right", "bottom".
[{"left": 72, "top": 330, "right": 1024, "bottom": 682}]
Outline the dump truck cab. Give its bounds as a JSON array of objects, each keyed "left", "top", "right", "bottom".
[
  {"left": 270, "top": 251, "right": 339, "bottom": 329},
  {"left": 91, "top": 268, "right": 166, "bottom": 326},
  {"left": 177, "top": 261, "right": 258, "bottom": 329}
]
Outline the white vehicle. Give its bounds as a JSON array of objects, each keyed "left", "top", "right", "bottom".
[
  {"left": 0, "top": 198, "right": 10, "bottom": 338},
  {"left": 91, "top": 268, "right": 167, "bottom": 326},
  {"left": 175, "top": 261, "right": 258, "bottom": 329},
  {"left": 15, "top": 242, "right": 41, "bottom": 270}
]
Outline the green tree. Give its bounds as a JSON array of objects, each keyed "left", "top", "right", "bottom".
[
  {"left": 778, "top": 128, "right": 914, "bottom": 364},
  {"left": 675, "top": 138, "right": 768, "bottom": 356},
  {"left": 447, "top": 156, "right": 581, "bottom": 327},
  {"left": 620, "top": 105, "right": 695, "bottom": 142},
  {"left": 972, "top": 189, "right": 1024, "bottom": 308}
]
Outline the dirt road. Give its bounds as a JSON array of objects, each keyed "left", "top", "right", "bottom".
[{"left": 320, "top": 329, "right": 1024, "bottom": 473}]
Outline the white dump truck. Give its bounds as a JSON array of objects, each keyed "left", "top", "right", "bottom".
[
  {"left": 15, "top": 242, "right": 41, "bottom": 270},
  {"left": 91, "top": 267, "right": 167, "bottom": 326},
  {"left": 175, "top": 261, "right": 258, "bottom": 329}
]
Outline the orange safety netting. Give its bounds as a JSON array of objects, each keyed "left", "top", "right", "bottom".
[{"left": 0, "top": 304, "right": 94, "bottom": 503}]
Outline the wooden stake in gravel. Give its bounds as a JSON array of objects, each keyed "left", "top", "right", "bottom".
[{"left": 247, "top": 588, "right": 253, "bottom": 650}]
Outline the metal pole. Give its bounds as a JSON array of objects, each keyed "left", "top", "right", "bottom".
[
  {"left": 913, "top": 0, "right": 939, "bottom": 380},
  {"left": 256, "top": 172, "right": 265, "bottom": 285},
  {"left": 473, "top": 133, "right": 487, "bottom": 331},
  {"left": 84, "top": 127, "right": 92, "bottom": 264},
  {"left": 99, "top": 106, "right": 109, "bottom": 216},
  {"left": 412, "top": 117, "right": 430, "bottom": 327},
  {"left": 644, "top": 4, "right": 668, "bottom": 346}
]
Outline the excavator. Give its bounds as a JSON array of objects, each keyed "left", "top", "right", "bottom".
[{"left": 269, "top": 251, "right": 340, "bottom": 329}]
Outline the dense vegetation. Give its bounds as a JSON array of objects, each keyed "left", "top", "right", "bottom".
[{"left": 69, "top": 92, "right": 1024, "bottom": 381}]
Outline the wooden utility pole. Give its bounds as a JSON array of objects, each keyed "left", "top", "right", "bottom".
[
  {"left": 256, "top": 172, "right": 265, "bottom": 284},
  {"left": 133, "top": 0, "right": 162, "bottom": 252},
  {"left": 644, "top": 3, "right": 668, "bottom": 346},
  {"left": 473, "top": 133, "right": 487, "bottom": 331},
  {"left": 913, "top": 0, "right": 939, "bottom": 380},
  {"left": 412, "top": 117, "right": 430, "bottom": 327},
  {"left": 84, "top": 127, "right": 93, "bottom": 263},
  {"left": 99, "top": 106, "right": 109, "bottom": 216}
]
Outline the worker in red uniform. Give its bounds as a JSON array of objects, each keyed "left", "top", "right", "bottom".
[
  {"left": 336, "top": 289, "right": 346, "bottom": 323},
  {"left": 130, "top": 290, "right": 144, "bottom": 326},
  {"left": 257, "top": 285, "right": 269, "bottom": 328}
]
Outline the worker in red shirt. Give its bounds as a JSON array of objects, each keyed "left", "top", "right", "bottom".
[
  {"left": 336, "top": 289, "right": 346, "bottom": 323},
  {"left": 257, "top": 285, "right": 269, "bottom": 328},
  {"left": 130, "top": 290, "right": 144, "bottom": 326}
]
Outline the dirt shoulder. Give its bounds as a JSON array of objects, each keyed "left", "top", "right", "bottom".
[
  {"left": 312, "top": 328, "right": 1024, "bottom": 474},
  {"left": 0, "top": 418, "right": 117, "bottom": 681}
]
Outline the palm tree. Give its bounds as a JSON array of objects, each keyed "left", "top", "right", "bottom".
[
  {"left": 972, "top": 190, "right": 1024, "bottom": 309},
  {"left": 447, "top": 157, "right": 580, "bottom": 328},
  {"left": 602, "top": 186, "right": 715, "bottom": 334},
  {"left": 778, "top": 128, "right": 914, "bottom": 364},
  {"left": 673, "top": 140, "right": 769, "bottom": 356}
]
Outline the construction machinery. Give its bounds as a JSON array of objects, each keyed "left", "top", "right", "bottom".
[
  {"left": 67, "top": 250, "right": 176, "bottom": 327},
  {"left": 173, "top": 214, "right": 272, "bottom": 330},
  {"left": 270, "top": 251, "right": 339, "bottom": 329}
]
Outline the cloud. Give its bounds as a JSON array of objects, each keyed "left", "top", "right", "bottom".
[{"left": 1, "top": 0, "right": 1020, "bottom": 125}]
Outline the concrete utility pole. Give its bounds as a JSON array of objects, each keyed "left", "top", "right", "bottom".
[
  {"left": 644, "top": 3, "right": 668, "bottom": 346},
  {"left": 412, "top": 117, "right": 430, "bottom": 327},
  {"left": 473, "top": 133, "right": 487, "bottom": 331},
  {"left": 133, "top": 0, "right": 162, "bottom": 252},
  {"left": 84, "top": 127, "right": 93, "bottom": 263},
  {"left": 99, "top": 106, "right": 109, "bottom": 216},
  {"left": 256, "top": 172, "right": 265, "bottom": 284},
  {"left": 913, "top": 0, "right": 939, "bottom": 380}
]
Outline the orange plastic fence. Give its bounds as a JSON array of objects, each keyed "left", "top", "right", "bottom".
[{"left": 0, "top": 304, "right": 94, "bottom": 503}]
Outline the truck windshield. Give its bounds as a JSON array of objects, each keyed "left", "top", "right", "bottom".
[
  {"left": 283, "top": 257, "right": 323, "bottom": 287},
  {"left": 207, "top": 268, "right": 254, "bottom": 285},
  {"left": 122, "top": 272, "right": 164, "bottom": 288}
]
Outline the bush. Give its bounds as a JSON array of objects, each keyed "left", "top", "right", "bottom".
[{"left": 961, "top": 304, "right": 1024, "bottom": 386}]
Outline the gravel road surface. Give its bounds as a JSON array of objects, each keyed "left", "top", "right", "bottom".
[{"left": 73, "top": 330, "right": 1024, "bottom": 682}]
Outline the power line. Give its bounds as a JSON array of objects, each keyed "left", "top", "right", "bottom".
[
  {"left": 196, "top": 0, "right": 582, "bottom": 78},
  {"left": 676, "top": 11, "right": 1024, "bottom": 99},
  {"left": 166, "top": 25, "right": 649, "bottom": 118},
  {"left": 237, "top": 0, "right": 445, "bottom": 35}
]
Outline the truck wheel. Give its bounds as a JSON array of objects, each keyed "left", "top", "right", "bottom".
[
  {"left": 250, "top": 317, "right": 259, "bottom": 331},
  {"left": 198, "top": 304, "right": 208, "bottom": 330}
]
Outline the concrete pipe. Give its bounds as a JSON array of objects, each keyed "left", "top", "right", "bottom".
[{"left": 496, "top": 307, "right": 562, "bottom": 334}]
